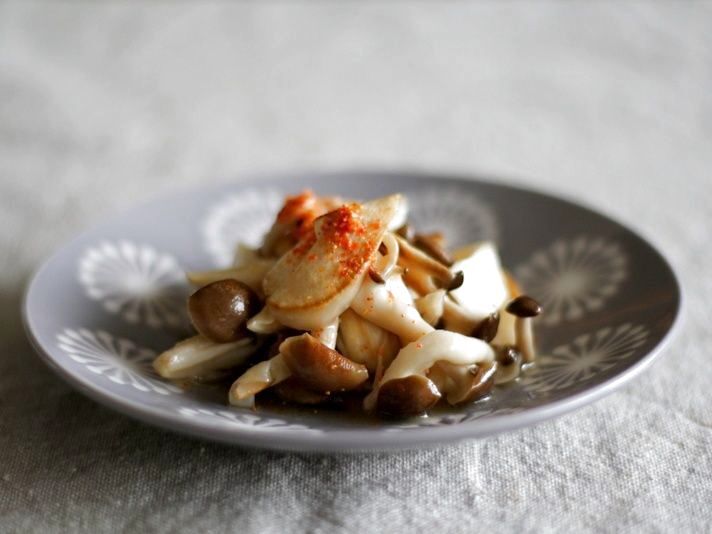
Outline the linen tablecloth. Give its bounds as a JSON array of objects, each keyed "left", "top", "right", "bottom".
[{"left": 1, "top": 2, "right": 711, "bottom": 532}]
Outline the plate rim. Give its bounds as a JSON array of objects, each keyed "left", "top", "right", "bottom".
[{"left": 21, "top": 170, "right": 684, "bottom": 452}]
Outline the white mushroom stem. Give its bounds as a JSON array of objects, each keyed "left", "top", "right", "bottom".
[
  {"left": 351, "top": 273, "right": 433, "bottom": 344},
  {"left": 153, "top": 335, "right": 258, "bottom": 380},
  {"left": 415, "top": 289, "right": 446, "bottom": 326},
  {"left": 229, "top": 354, "right": 291, "bottom": 407},
  {"left": 515, "top": 317, "right": 536, "bottom": 363},
  {"left": 247, "top": 307, "right": 283, "bottom": 335},
  {"left": 364, "top": 330, "right": 495, "bottom": 410}
]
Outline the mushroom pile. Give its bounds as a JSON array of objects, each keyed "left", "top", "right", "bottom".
[{"left": 154, "top": 191, "right": 542, "bottom": 419}]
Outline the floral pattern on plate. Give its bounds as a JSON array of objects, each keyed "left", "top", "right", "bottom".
[
  {"left": 520, "top": 323, "right": 649, "bottom": 393},
  {"left": 79, "top": 241, "right": 188, "bottom": 329},
  {"left": 177, "top": 407, "right": 323, "bottom": 433},
  {"left": 202, "top": 188, "right": 283, "bottom": 266},
  {"left": 407, "top": 187, "right": 498, "bottom": 247},
  {"left": 514, "top": 236, "right": 627, "bottom": 326},
  {"left": 56, "top": 328, "right": 181, "bottom": 395}
]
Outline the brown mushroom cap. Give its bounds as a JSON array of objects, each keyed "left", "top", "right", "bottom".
[
  {"left": 505, "top": 295, "right": 542, "bottom": 318},
  {"left": 494, "top": 346, "right": 522, "bottom": 384},
  {"left": 279, "top": 333, "right": 369, "bottom": 393},
  {"left": 376, "top": 375, "right": 441, "bottom": 418},
  {"left": 188, "top": 279, "right": 260, "bottom": 343}
]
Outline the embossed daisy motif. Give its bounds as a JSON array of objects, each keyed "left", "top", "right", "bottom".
[
  {"left": 407, "top": 187, "right": 498, "bottom": 247},
  {"left": 515, "top": 236, "right": 627, "bottom": 326},
  {"left": 79, "top": 241, "right": 188, "bottom": 329},
  {"left": 56, "top": 329, "right": 180, "bottom": 395},
  {"left": 177, "top": 407, "right": 322, "bottom": 432},
  {"left": 202, "top": 188, "right": 284, "bottom": 266},
  {"left": 521, "top": 323, "right": 649, "bottom": 394}
]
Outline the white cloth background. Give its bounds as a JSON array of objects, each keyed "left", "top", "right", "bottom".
[{"left": 1, "top": 2, "right": 711, "bottom": 532}]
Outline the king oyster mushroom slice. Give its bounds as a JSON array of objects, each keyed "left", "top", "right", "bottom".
[
  {"left": 263, "top": 194, "right": 405, "bottom": 331},
  {"left": 449, "top": 242, "right": 509, "bottom": 321},
  {"left": 351, "top": 273, "right": 433, "bottom": 344},
  {"left": 365, "top": 330, "right": 495, "bottom": 413},
  {"left": 337, "top": 309, "right": 401, "bottom": 373},
  {"left": 428, "top": 360, "right": 498, "bottom": 405},
  {"left": 153, "top": 335, "right": 259, "bottom": 380},
  {"left": 279, "top": 333, "right": 369, "bottom": 393},
  {"left": 415, "top": 289, "right": 447, "bottom": 327}
]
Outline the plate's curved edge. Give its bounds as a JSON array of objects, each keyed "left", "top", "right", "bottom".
[{"left": 21, "top": 170, "right": 685, "bottom": 452}]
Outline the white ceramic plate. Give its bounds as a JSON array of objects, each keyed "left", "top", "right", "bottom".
[{"left": 23, "top": 172, "right": 682, "bottom": 451}]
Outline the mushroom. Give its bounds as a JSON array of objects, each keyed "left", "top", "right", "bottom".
[
  {"left": 188, "top": 279, "right": 259, "bottom": 343},
  {"left": 365, "top": 330, "right": 495, "bottom": 414},
  {"left": 273, "top": 377, "right": 330, "bottom": 405},
  {"left": 428, "top": 360, "right": 497, "bottom": 404},
  {"left": 368, "top": 232, "right": 400, "bottom": 281},
  {"left": 279, "top": 333, "right": 369, "bottom": 393},
  {"left": 263, "top": 194, "right": 405, "bottom": 330},
  {"left": 442, "top": 296, "right": 480, "bottom": 334},
  {"left": 505, "top": 296, "right": 542, "bottom": 363},
  {"left": 336, "top": 309, "right": 400, "bottom": 373},
  {"left": 229, "top": 353, "right": 291, "bottom": 407},
  {"left": 494, "top": 346, "right": 522, "bottom": 384},
  {"left": 395, "top": 235, "right": 461, "bottom": 294},
  {"left": 415, "top": 289, "right": 446, "bottom": 327},
  {"left": 471, "top": 312, "right": 500, "bottom": 343},
  {"left": 350, "top": 273, "right": 434, "bottom": 344},
  {"left": 413, "top": 232, "right": 454, "bottom": 266},
  {"left": 376, "top": 375, "right": 441, "bottom": 418},
  {"left": 246, "top": 306, "right": 283, "bottom": 335},
  {"left": 153, "top": 335, "right": 259, "bottom": 380},
  {"left": 448, "top": 242, "right": 509, "bottom": 321}
]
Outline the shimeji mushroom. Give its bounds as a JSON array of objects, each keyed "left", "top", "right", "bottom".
[
  {"left": 154, "top": 335, "right": 260, "bottom": 381},
  {"left": 491, "top": 295, "right": 542, "bottom": 368},
  {"left": 428, "top": 360, "right": 497, "bottom": 404},
  {"left": 228, "top": 317, "right": 343, "bottom": 407},
  {"left": 188, "top": 279, "right": 260, "bottom": 343},
  {"left": 263, "top": 194, "right": 405, "bottom": 330},
  {"left": 279, "top": 333, "right": 368, "bottom": 393},
  {"left": 365, "top": 330, "right": 495, "bottom": 416},
  {"left": 394, "top": 235, "right": 462, "bottom": 295}
]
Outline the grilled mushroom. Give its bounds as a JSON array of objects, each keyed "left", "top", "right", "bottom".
[{"left": 188, "top": 279, "right": 259, "bottom": 343}]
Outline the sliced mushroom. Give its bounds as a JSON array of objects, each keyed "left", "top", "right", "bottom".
[
  {"left": 494, "top": 346, "right": 522, "bottom": 384},
  {"left": 376, "top": 375, "right": 441, "bottom": 418},
  {"left": 154, "top": 335, "right": 259, "bottom": 380},
  {"left": 263, "top": 194, "right": 405, "bottom": 330},
  {"left": 279, "top": 333, "right": 369, "bottom": 393},
  {"left": 448, "top": 242, "right": 509, "bottom": 321},
  {"left": 365, "top": 330, "right": 495, "bottom": 412},
  {"left": 351, "top": 273, "right": 433, "bottom": 343},
  {"left": 336, "top": 309, "right": 400, "bottom": 373},
  {"left": 442, "top": 296, "right": 479, "bottom": 335},
  {"left": 369, "top": 232, "right": 400, "bottom": 281},
  {"left": 415, "top": 289, "right": 446, "bottom": 327},
  {"left": 429, "top": 360, "right": 497, "bottom": 405},
  {"left": 188, "top": 279, "right": 259, "bottom": 343}
]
